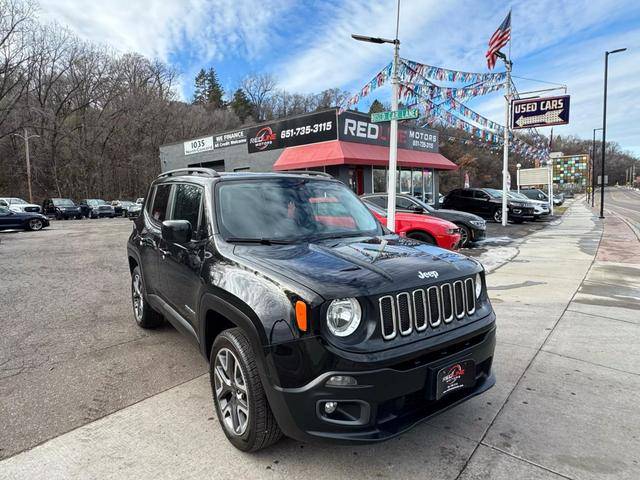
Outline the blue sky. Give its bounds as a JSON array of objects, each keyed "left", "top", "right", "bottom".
[{"left": 39, "top": 0, "right": 640, "bottom": 155}]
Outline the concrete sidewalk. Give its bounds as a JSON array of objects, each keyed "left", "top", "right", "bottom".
[{"left": 2, "top": 202, "right": 639, "bottom": 480}]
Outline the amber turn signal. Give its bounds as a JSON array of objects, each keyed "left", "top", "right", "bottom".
[{"left": 295, "top": 300, "right": 308, "bottom": 332}]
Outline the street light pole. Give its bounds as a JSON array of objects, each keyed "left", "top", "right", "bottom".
[
  {"left": 11, "top": 127, "right": 40, "bottom": 204},
  {"left": 600, "top": 48, "right": 627, "bottom": 219},
  {"left": 591, "top": 127, "right": 602, "bottom": 208},
  {"left": 352, "top": 0, "right": 401, "bottom": 231}
]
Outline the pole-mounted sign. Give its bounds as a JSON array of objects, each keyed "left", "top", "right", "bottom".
[
  {"left": 511, "top": 95, "right": 570, "bottom": 129},
  {"left": 371, "top": 107, "right": 419, "bottom": 123}
]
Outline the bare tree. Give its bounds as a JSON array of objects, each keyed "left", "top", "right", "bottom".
[{"left": 240, "top": 73, "right": 276, "bottom": 121}]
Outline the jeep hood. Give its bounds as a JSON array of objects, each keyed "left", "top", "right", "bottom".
[{"left": 233, "top": 235, "right": 482, "bottom": 299}]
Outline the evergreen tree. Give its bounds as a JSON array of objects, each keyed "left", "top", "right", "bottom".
[
  {"left": 192, "top": 67, "right": 225, "bottom": 109},
  {"left": 205, "top": 67, "right": 225, "bottom": 109},
  {"left": 369, "top": 99, "right": 384, "bottom": 114},
  {"left": 230, "top": 88, "right": 253, "bottom": 122},
  {"left": 192, "top": 68, "right": 208, "bottom": 105}
]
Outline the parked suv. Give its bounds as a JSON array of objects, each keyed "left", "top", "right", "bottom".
[
  {"left": 444, "top": 188, "right": 534, "bottom": 223},
  {"left": 0, "top": 197, "right": 41, "bottom": 213},
  {"left": 79, "top": 199, "right": 115, "bottom": 218},
  {"left": 42, "top": 198, "right": 83, "bottom": 219},
  {"left": 127, "top": 168, "right": 496, "bottom": 452}
]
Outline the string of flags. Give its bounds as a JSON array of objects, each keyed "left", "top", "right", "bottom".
[{"left": 338, "top": 58, "right": 549, "bottom": 162}]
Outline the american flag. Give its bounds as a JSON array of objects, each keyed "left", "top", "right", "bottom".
[{"left": 486, "top": 11, "right": 511, "bottom": 70}]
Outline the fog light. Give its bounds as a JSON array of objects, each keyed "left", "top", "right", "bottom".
[
  {"left": 324, "top": 401, "right": 338, "bottom": 414},
  {"left": 325, "top": 375, "right": 357, "bottom": 387}
]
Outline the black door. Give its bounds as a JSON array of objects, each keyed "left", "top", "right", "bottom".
[
  {"left": 472, "top": 190, "right": 493, "bottom": 216},
  {"left": 0, "top": 207, "right": 22, "bottom": 228},
  {"left": 139, "top": 184, "right": 172, "bottom": 296},
  {"left": 157, "top": 183, "right": 206, "bottom": 328}
]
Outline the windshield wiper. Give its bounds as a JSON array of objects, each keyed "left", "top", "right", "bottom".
[
  {"left": 225, "top": 237, "right": 293, "bottom": 245},
  {"left": 313, "top": 232, "right": 370, "bottom": 241}
]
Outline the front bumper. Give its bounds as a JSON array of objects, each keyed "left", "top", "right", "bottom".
[
  {"left": 266, "top": 319, "right": 496, "bottom": 444},
  {"left": 471, "top": 228, "right": 486, "bottom": 242}
]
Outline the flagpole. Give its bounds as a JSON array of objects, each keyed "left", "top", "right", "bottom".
[
  {"left": 501, "top": 59, "right": 511, "bottom": 227},
  {"left": 501, "top": 10, "right": 512, "bottom": 227}
]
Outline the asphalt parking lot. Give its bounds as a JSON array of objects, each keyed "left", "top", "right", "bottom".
[
  {"left": 0, "top": 212, "right": 555, "bottom": 460},
  {"left": 0, "top": 218, "right": 207, "bottom": 460},
  {"left": 4, "top": 203, "right": 638, "bottom": 480}
]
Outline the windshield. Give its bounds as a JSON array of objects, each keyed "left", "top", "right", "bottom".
[
  {"left": 53, "top": 198, "right": 75, "bottom": 206},
  {"left": 509, "top": 192, "right": 529, "bottom": 201},
  {"left": 9, "top": 198, "right": 28, "bottom": 204},
  {"left": 216, "top": 179, "right": 382, "bottom": 243},
  {"left": 87, "top": 199, "right": 107, "bottom": 206},
  {"left": 484, "top": 188, "right": 503, "bottom": 198}
]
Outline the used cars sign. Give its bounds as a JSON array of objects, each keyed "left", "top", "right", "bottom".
[{"left": 510, "top": 95, "right": 570, "bottom": 129}]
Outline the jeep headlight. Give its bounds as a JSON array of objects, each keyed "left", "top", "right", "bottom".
[
  {"left": 475, "top": 273, "right": 483, "bottom": 298},
  {"left": 326, "top": 298, "right": 361, "bottom": 337}
]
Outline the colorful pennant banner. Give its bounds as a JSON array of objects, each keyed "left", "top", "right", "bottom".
[
  {"left": 339, "top": 62, "right": 392, "bottom": 114},
  {"left": 401, "top": 58, "right": 507, "bottom": 85}
]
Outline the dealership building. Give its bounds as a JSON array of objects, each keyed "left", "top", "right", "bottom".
[{"left": 159, "top": 109, "right": 457, "bottom": 202}]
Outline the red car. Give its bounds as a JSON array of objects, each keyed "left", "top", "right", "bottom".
[{"left": 364, "top": 200, "right": 461, "bottom": 250}]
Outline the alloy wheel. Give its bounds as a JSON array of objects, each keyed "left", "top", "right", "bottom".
[
  {"left": 132, "top": 274, "right": 144, "bottom": 322},
  {"left": 214, "top": 348, "right": 249, "bottom": 436},
  {"left": 29, "top": 219, "right": 43, "bottom": 230},
  {"left": 459, "top": 226, "right": 469, "bottom": 247},
  {"left": 493, "top": 209, "right": 502, "bottom": 223}
]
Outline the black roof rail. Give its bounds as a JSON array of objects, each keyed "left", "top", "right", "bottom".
[
  {"left": 157, "top": 168, "right": 220, "bottom": 178},
  {"left": 278, "top": 170, "right": 333, "bottom": 178}
]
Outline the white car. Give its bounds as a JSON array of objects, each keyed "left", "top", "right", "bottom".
[
  {"left": 0, "top": 197, "right": 42, "bottom": 213},
  {"left": 510, "top": 192, "right": 549, "bottom": 218}
]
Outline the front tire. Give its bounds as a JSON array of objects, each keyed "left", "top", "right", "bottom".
[
  {"left": 131, "top": 266, "right": 163, "bottom": 328},
  {"left": 406, "top": 231, "right": 436, "bottom": 245},
  {"left": 210, "top": 328, "right": 282, "bottom": 452},
  {"left": 457, "top": 224, "right": 471, "bottom": 247},
  {"left": 27, "top": 218, "right": 44, "bottom": 231}
]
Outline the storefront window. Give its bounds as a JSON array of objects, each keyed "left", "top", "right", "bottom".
[
  {"left": 399, "top": 169, "right": 411, "bottom": 193},
  {"left": 373, "top": 168, "right": 386, "bottom": 193},
  {"left": 412, "top": 170, "right": 423, "bottom": 197}
]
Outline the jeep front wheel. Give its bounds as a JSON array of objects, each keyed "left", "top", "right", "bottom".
[
  {"left": 131, "top": 266, "right": 163, "bottom": 328},
  {"left": 210, "top": 328, "right": 282, "bottom": 452}
]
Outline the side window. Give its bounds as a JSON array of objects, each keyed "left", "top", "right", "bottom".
[
  {"left": 172, "top": 184, "right": 203, "bottom": 233},
  {"left": 457, "top": 190, "right": 473, "bottom": 198},
  {"left": 150, "top": 184, "right": 172, "bottom": 222},
  {"left": 366, "top": 196, "right": 387, "bottom": 208},
  {"left": 396, "top": 197, "right": 415, "bottom": 209},
  {"left": 474, "top": 191, "right": 489, "bottom": 200}
]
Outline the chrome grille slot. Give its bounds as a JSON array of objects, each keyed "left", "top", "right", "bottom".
[
  {"left": 453, "top": 280, "right": 465, "bottom": 319},
  {"left": 412, "top": 289, "right": 428, "bottom": 332},
  {"left": 396, "top": 292, "right": 413, "bottom": 336},
  {"left": 427, "top": 286, "right": 441, "bottom": 327},
  {"left": 441, "top": 283, "right": 454, "bottom": 323},
  {"left": 379, "top": 296, "right": 396, "bottom": 340},
  {"left": 465, "top": 278, "right": 476, "bottom": 315},
  {"left": 378, "top": 277, "right": 479, "bottom": 341}
]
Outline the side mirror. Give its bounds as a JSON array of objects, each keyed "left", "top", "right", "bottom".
[
  {"left": 162, "top": 220, "right": 192, "bottom": 244},
  {"left": 411, "top": 205, "right": 424, "bottom": 213}
]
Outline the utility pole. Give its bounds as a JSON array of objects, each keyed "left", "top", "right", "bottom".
[{"left": 11, "top": 128, "right": 40, "bottom": 204}]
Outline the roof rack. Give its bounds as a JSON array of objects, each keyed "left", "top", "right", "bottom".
[
  {"left": 157, "top": 168, "right": 220, "bottom": 178},
  {"left": 278, "top": 170, "right": 333, "bottom": 178}
]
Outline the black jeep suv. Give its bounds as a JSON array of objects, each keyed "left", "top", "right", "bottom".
[
  {"left": 444, "top": 187, "right": 535, "bottom": 223},
  {"left": 127, "top": 168, "right": 496, "bottom": 452}
]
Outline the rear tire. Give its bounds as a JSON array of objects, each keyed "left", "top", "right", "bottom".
[
  {"left": 131, "top": 266, "right": 163, "bottom": 328},
  {"left": 492, "top": 209, "right": 502, "bottom": 223},
  {"left": 407, "top": 231, "right": 436, "bottom": 245},
  {"left": 210, "top": 328, "right": 282, "bottom": 452}
]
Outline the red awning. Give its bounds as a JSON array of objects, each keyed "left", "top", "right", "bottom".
[{"left": 273, "top": 140, "right": 457, "bottom": 171}]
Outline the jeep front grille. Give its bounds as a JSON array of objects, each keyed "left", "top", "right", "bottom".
[{"left": 378, "top": 277, "right": 478, "bottom": 341}]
